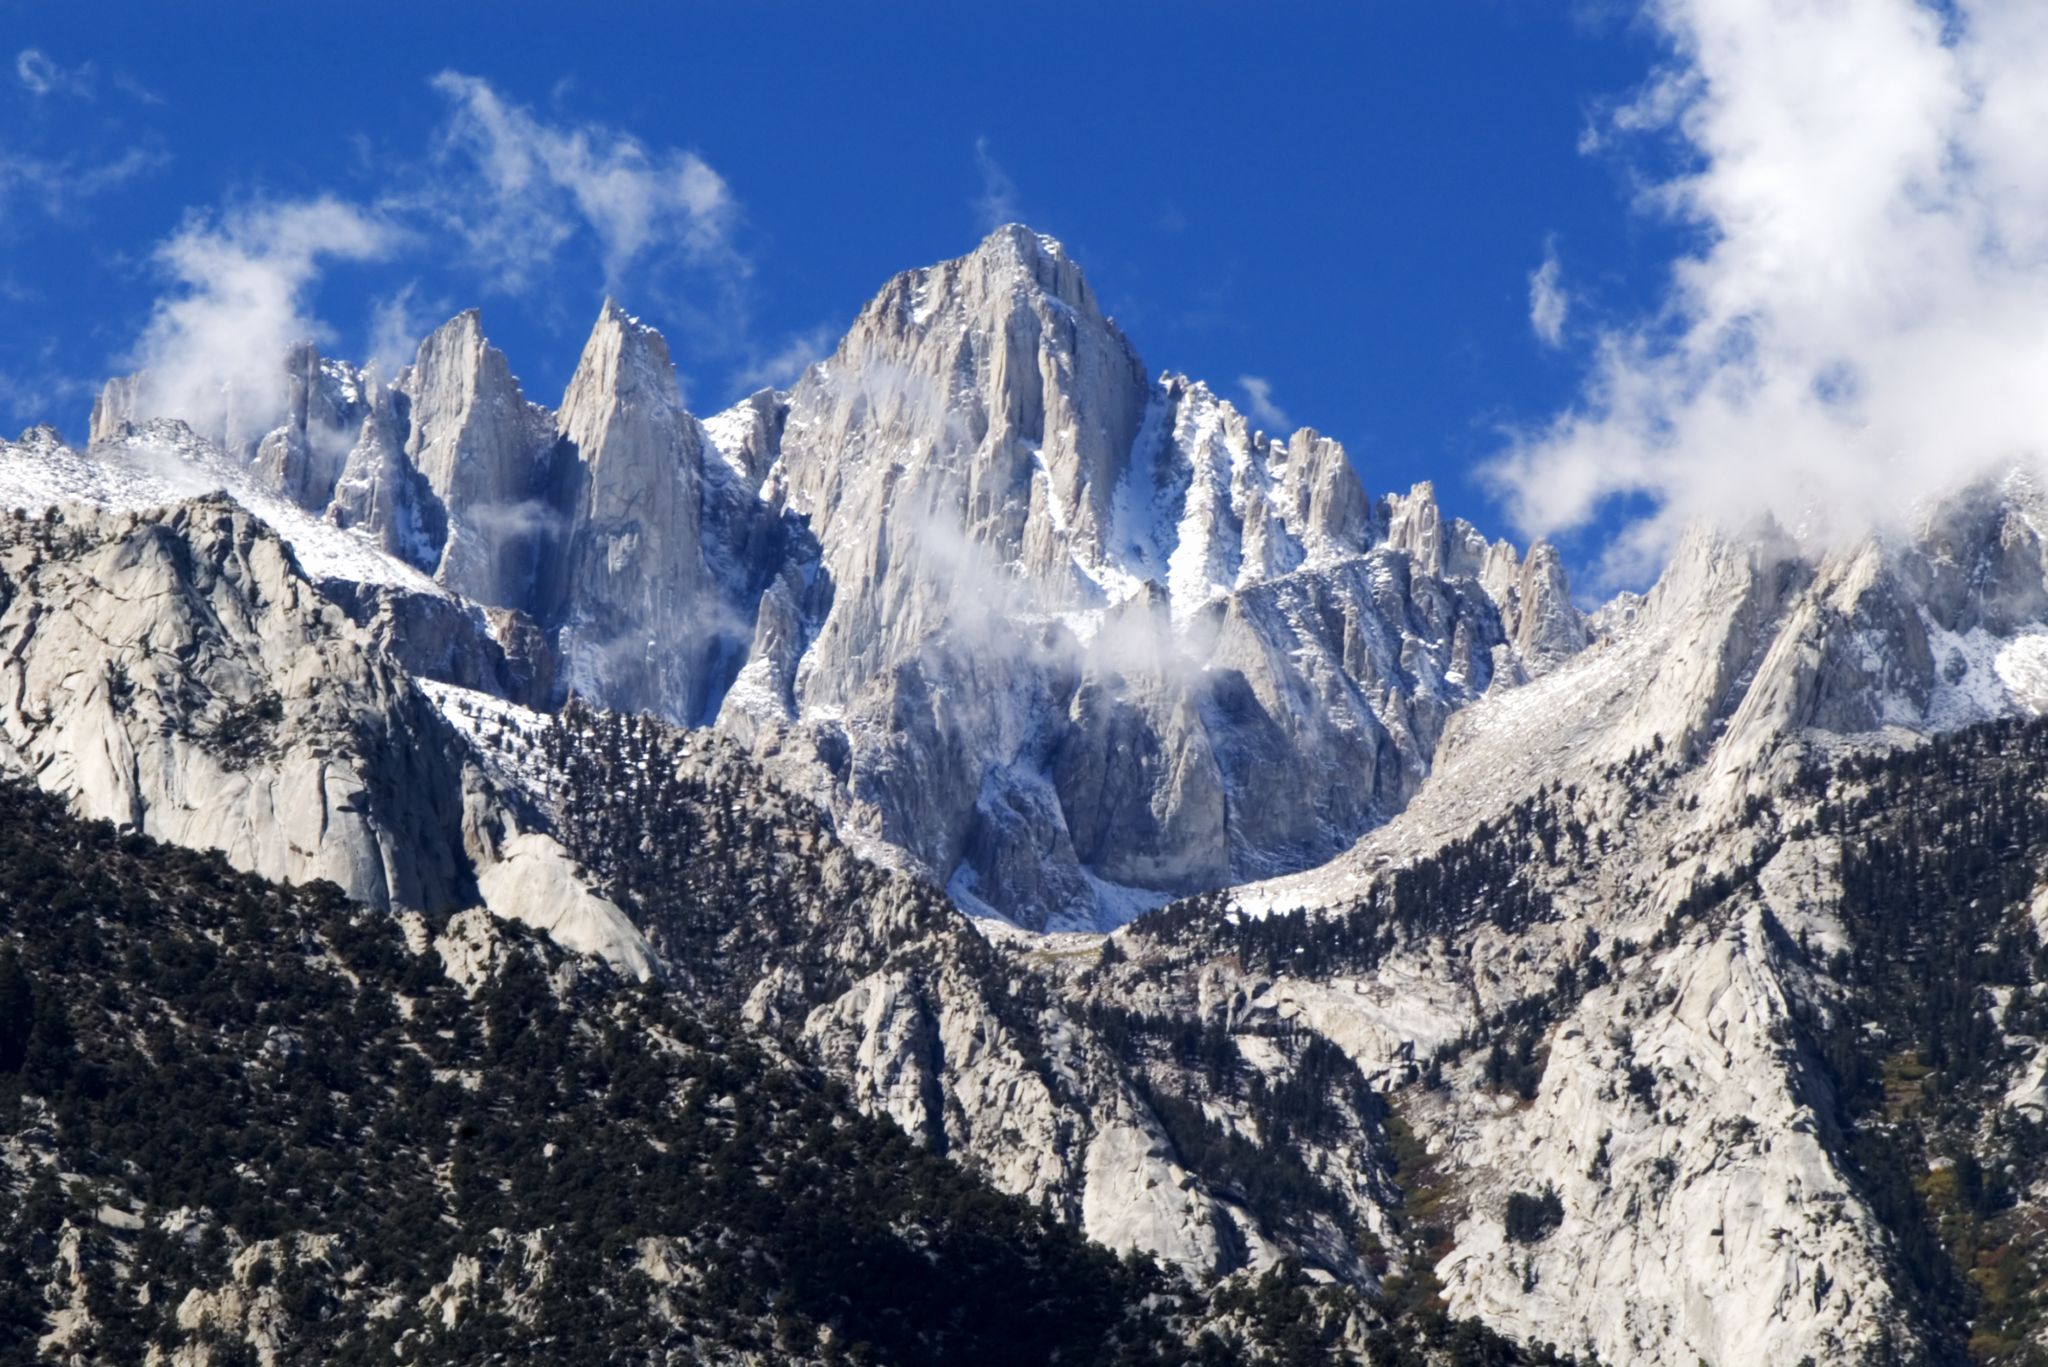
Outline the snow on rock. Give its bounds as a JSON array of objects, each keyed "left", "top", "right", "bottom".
[
  {"left": 0, "top": 422, "right": 440, "bottom": 594},
  {"left": 730, "top": 226, "right": 1582, "bottom": 928}
]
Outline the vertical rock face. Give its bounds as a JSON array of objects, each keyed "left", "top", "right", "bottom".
[
  {"left": 0, "top": 497, "right": 480, "bottom": 913},
  {"left": 328, "top": 376, "right": 443, "bottom": 565},
  {"left": 400, "top": 310, "right": 556, "bottom": 606},
  {"left": 768, "top": 224, "right": 1152, "bottom": 706},
  {"left": 87, "top": 303, "right": 778, "bottom": 729},
  {"left": 549, "top": 302, "right": 729, "bottom": 722},
  {"left": 1479, "top": 537, "right": 1591, "bottom": 677},
  {"left": 251, "top": 343, "right": 369, "bottom": 513},
  {"left": 1277, "top": 426, "right": 1378, "bottom": 558},
  {"left": 87, "top": 373, "right": 145, "bottom": 445},
  {"left": 717, "top": 227, "right": 1580, "bottom": 926}
]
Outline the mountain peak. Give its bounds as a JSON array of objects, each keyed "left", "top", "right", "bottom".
[
  {"left": 412, "top": 308, "right": 495, "bottom": 377},
  {"left": 593, "top": 295, "right": 658, "bottom": 336},
  {"left": 564, "top": 297, "right": 680, "bottom": 413},
  {"left": 972, "top": 221, "right": 1068, "bottom": 265},
  {"left": 899, "top": 222, "right": 1103, "bottom": 325}
]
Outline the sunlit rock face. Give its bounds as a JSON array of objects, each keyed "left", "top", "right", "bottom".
[{"left": 720, "top": 226, "right": 1579, "bottom": 927}]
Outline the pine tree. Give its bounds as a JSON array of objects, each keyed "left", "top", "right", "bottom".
[
  {"left": 21, "top": 986, "right": 73, "bottom": 1095},
  {"left": 0, "top": 948, "right": 30, "bottom": 1075}
]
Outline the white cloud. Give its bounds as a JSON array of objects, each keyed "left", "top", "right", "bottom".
[
  {"left": 973, "top": 137, "right": 1020, "bottom": 231},
  {"left": 1528, "top": 241, "right": 1569, "bottom": 347},
  {"left": 733, "top": 325, "right": 834, "bottom": 394},
  {"left": 129, "top": 198, "right": 400, "bottom": 440},
  {"left": 14, "top": 49, "right": 91, "bottom": 100},
  {"left": 1238, "top": 375, "right": 1290, "bottom": 431},
  {"left": 0, "top": 143, "right": 165, "bottom": 226},
  {"left": 111, "top": 73, "right": 763, "bottom": 441},
  {"left": 424, "top": 72, "right": 741, "bottom": 294},
  {"left": 1490, "top": 0, "right": 2048, "bottom": 584}
]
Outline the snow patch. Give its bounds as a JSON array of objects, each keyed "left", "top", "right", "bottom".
[
  {"left": 1925, "top": 623, "right": 2048, "bottom": 728},
  {"left": 0, "top": 425, "right": 440, "bottom": 595}
]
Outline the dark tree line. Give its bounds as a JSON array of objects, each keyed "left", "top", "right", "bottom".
[{"left": 1131, "top": 783, "right": 1579, "bottom": 981}]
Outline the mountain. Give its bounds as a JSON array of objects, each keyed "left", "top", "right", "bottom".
[
  {"left": 76, "top": 225, "right": 1585, "bottom": 931},
  {"left": 8, "top": 227, "right": 2048, "bottom": 1364},
  {"left": 0, "top": 705, "right": 1598, "bottom": 1366}
]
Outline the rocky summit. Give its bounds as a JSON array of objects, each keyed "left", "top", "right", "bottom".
[{"left": 6, "top": 227, "right": 2048, "bottom": 1365}]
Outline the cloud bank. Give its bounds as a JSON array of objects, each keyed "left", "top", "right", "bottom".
[
  {"left": 1490, "top": 0, "right": 2048, "bottom": 581},
  {"left": 132, "top": 198, "right": 400, "bottom": 441}
]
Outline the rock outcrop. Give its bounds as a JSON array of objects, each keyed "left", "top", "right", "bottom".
[{"left": 0, "top": 495, "right": 475, "bottom": 911}]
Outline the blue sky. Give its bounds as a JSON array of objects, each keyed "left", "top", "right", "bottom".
[{"left": 0, "top": 3, "right": 1697, "bottom": 568}]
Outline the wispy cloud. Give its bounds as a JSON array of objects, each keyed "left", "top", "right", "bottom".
[
  {"left": 1528, "top": 240, "right": 1568, "bottom": 348},
  {"left": 1237, "top": 375, "right": 1290, "bottom": 431},
  {"left": 422, "top": 72, "right": 742, "bottom": 295},
  {"left": 733, "top": 325, "right": 835, "bottom": 394},
  {"left": 14, "top": 49, "right": 92, "bottom": 100},
  {"left": 110, "top": 71, "right": 771, "bottom": 435},
  {"left": 0, "top": 142, "right": 166, "bottom": 226},
  {"left": 972, "top": 137, "right": 1020, "bottom": 231},
  {"left": 1492, "top": 0, "right": 2048, "bottom": 583},
  {"left": 1, "top": 45, "right": 166, "bottom": 228},
  {"left": 364, "top": 283, "right": 439, "bottom": 377},
  {"left": 129, "top": 198, "right": 402, "bottom": 439}
]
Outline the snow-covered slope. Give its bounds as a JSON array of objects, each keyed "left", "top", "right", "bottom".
[{"left": 1, "top": 421, "right": 438, "bottom": 592}]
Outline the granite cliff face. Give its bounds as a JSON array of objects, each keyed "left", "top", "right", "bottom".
[
  {"left": 720, "top": 228, "right": 1581, "bottom": 927},
  {"left": 0, "top": 459, "right": 655, "bottom": 980},
  {"left": 0, "top": 492, "right": 473, "bottom": 913}
]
